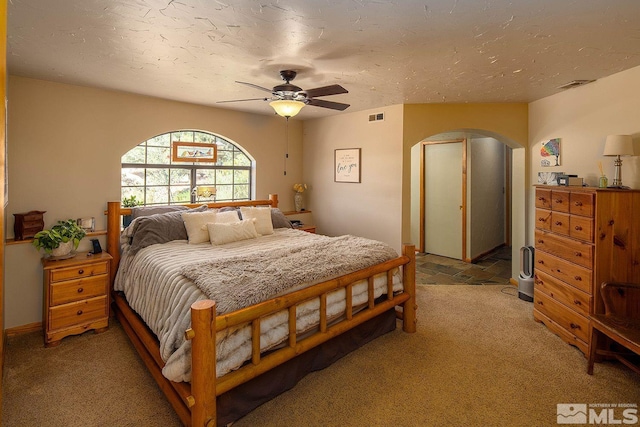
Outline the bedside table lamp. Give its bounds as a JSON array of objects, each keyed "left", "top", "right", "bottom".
[{"left": 603, "top": 134, "right": 635, "bottom": 188}]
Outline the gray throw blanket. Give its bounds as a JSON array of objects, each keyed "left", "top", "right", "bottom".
[{"left": 180, "top": 234, "right": 398, "bottom": 315}]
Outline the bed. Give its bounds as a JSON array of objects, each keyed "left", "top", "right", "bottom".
[{"left": 105, "top": 194, "right": 416, "bottom": 427}]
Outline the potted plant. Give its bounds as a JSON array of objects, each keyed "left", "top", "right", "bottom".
[
  {"left": 32, "top": 219, "right": 87, "bottom": 257},
  {"left": 122, "top": 195, "right": 142, "bottom": 227}
]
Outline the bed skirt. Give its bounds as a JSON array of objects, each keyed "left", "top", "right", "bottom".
[{"left": 216, "top": 307, "right": 397, "bottom": 425}]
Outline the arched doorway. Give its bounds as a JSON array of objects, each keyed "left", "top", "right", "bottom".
[{"left": 410, "top": 129, "right": 526, "bottom": 280}]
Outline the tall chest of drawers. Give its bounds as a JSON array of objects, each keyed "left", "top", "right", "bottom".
[
  {"left": 42, "top": 252, "right": 112, "bottom": 347},
  {"left": 533, "top": 186, "right": 640, "bottom": 355}
]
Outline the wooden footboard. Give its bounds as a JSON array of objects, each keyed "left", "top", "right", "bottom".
[{"left": 106, "top": 196, "right": 416, "bottom": 427}]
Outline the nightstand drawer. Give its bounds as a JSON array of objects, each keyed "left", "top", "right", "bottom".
[
  {"left": 50, "top": 276, "right": 108, "bottom": 306},
  {"left": 50, "top": 261, "right": 108, "bottom": 283},
  {"left": 536, "top": 251, "right": 592, "bottom": 294},
  {"left": 49, "top": 296, "right": 108, "bottom": 330}
]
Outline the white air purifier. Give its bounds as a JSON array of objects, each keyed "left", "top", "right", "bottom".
[{"left": 518, "top": 246, "right": 534, "bottom": 302}]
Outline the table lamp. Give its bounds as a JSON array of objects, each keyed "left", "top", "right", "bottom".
[{"left": 603, "top": 135, "right": 635, "bottom": 188}]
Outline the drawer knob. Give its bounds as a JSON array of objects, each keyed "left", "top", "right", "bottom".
[
  {"left": 78, "top": 269, "right": 84, "bottom": 275},
  {"left": 538, "top": 197, "right": 546, "bottom": 202},
  {"left": 77, "top": 287, "right": 84, "bottom": 293},
  {"left": 574, "top": 299, "right": 581, "bottom": 305},
  {"left": 574, "top": 252, "right": 582, "bottom": 257},
  {"left": 538, "top": 217, "right": 546, "bottom": 222},
  {"left": 574, "top": 276, "right": 582, "bottom": 281},
  {"left": 570, "top": 323, "right": 581, "bottom": 330},
  {"left": 575, "top": 225, "right": 582, "bottom": 231},
  {"left": 538, "top": 260, "right": 544, "bottom": 265},
  {"left": 537, "top": 300, "right": 544, "bottom": 306},
  {"left": 77, "top": 310, "right": 83, "bottom": 316},
  {"left": 555, "top": 221, "right": 562, "bottom": 226},
  {"left": 537, "top": 239, "right": 544, "bottom": 244},
  {"left": 555, "top": 199, "right": 562, "bottom": 204},
  {"left": 575, "top": 201, "right": 583, "bottom": 206}
]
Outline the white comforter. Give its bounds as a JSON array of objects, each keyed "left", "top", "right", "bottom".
[{"left": 114, "top": 229, "right": 402, "bottom": 382}]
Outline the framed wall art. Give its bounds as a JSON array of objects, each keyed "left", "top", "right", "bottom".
[
  {"left": 540, "top": 138, "right": 561, "bottom": 167},
  {"left": 172, "top": 142, "right": 217, "bottom": 163},
  {"left": 334, "top": 148, "right": 361, "bottom": 183}
]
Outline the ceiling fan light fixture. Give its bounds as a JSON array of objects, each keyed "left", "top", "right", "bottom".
[{"left": 269, "top": 99, "right": 305, "bottom": 117}]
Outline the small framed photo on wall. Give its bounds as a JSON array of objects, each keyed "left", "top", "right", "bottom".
[{"left": 334, "top": 148, "right": 361, "bottom": 183}]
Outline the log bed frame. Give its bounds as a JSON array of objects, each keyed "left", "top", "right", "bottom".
[{"left": 105, "top": 194, "right": 417, "bottom": 427}]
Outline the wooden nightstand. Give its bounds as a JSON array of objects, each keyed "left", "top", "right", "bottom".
[
  {"left": 42, "top": 252, "right": 112, "bottom": 347},
  {"left": 295, "top": 224, "right": 316, "bottom": 233}
]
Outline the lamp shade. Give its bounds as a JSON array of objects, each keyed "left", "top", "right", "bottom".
[
  {"left": 603, "top": 135, "right": 635, "bottom": 156},
  {"left": 269, "top": 100, "right": 305, "bottom": 118}
]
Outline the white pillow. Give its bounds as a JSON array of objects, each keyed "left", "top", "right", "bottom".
[
  {"left": 182, "top": 210, "right": 219, "bottom": 244},
  {"left": 207, "top": 219, "right": 259, "bottom": 245},
  {"left": 215, "top": 210, "right": 241, "bottom": 223},
  {"left": 240, "top": 207, "right": 274, "bottom": 236}
]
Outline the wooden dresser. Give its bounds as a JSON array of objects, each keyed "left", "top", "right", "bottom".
[
  {"left": 42, "top": 252, "right": 112, "bottom": 347},
  {"left": 533, "top": 186, "right": 640, "bottom": 356}
]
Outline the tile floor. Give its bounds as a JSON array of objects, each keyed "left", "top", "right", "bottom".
[{"left": 416, "top": 245, "right": 513, "bottom": 286}]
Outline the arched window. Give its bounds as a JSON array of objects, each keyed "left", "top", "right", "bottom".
[{"left": 121, "top": 130, "right": 253, "bottom": 205}]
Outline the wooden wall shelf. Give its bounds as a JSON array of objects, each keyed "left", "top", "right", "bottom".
[{"left": 5, "top": 230, "right": 107, "bottom": 246}]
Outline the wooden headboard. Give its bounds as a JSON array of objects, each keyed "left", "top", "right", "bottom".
[{"left": 105, "top": 194, "right": 279, "bottom": 286}]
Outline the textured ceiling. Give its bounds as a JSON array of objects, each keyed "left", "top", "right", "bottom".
[{"left": 7, "top": 0, "right": 640, "bottom": 119}]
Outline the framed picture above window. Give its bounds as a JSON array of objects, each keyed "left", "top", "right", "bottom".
[
  {"left": 334, "top": 148, "right": 361, "bottom": 183},
  {"left": 172, "top": 142, "right": 217, "bottom": 163}
]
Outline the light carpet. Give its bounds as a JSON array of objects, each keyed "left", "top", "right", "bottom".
[{"left": 3, "top": 285, "right": 639, "bottom": 426}]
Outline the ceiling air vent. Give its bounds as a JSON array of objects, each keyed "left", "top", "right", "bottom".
[
  {"left": 557, "top": 79, "right": 596, "bottom": 90},
  {"left": 368, "top": 112, "right": 385, "bottom": 122}
]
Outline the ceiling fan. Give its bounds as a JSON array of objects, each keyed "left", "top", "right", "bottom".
[{"left": 217, "top": 70, "right": 350, "bottom": 117}]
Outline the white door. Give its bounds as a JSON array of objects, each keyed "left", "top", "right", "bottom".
[{"left": 424, "top": 142, "right": 463, "bottom": 259}]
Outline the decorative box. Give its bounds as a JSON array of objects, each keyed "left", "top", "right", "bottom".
[{"left": 14, "top": 210, "right": 46, "bottom": 240}]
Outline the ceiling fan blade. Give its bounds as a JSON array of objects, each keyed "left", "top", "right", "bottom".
[
  {"left": 236, "top": 81, "right": 274, "bottom": 93},
  {"left": 306, "top": 98, "right": 350, "bottom": 111},
  {"left": 216, "top": 98, "right": 269, "bottom": 104},
  {"left": 303, "top": 84, "right": 348, "bottom": 98}
]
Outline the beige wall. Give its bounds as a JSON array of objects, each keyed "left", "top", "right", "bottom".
[
  {"left": 403, "top": 103, "right": 528, "bottom": 279},
  {"left": 303, "top": 105, "right": 405, "bottom": 250},
  {"left": 528, "top": 65, "right": 640, "bottom": 244},
  {"left": 4, "top": 76, "right": 303, "bottom": 328}
]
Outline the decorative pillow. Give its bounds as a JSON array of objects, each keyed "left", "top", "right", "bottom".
[
  {"left": 271, "top": 208, "right": 293, "bottom": 229},
  {"left": 207, "top": 219, "right": 259, "bottom": 245},
  {"left": 131, "top": 205, "right": 190, "bottom": 219},
  {"left": 129, "top": 205, "right": 207, "bottom": 253},
  {"left": 182, "top": 210, "right": 219, "bottom": 244},
  {"left": 215, "top": 210, "right": 241, "bottom": 223},
  {"left": 239, "top": 207, "right": 274, "bottom": 236}
]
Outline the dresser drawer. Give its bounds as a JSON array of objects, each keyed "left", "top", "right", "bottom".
[
  {"left": 49, "top": 296, "right": 108, "bottom": 331},
  {"left": 535, "top": 188, "right": 552, "bottom": 209},
  {"left": 570, "top": 192, "right": 594, "bottom": 217},
  {"left": 570, "top": 215, "right": 594, "bottom": 242},
  {"left": 551, "top": 190, "right": 570, "bottom": 213},
  {"left": 534, "top": 270, "right": 591, "bottom": 317},
  {"left": 535, "top": 251, "right": 592, "bottom": 294},
  {"left": 50, "top": 261, "right": 108, "bottom": 283},
  {"left": 550, "top": 212, "right": 570, "bottom": 236},
  {"left": 534, "top": 289, "right": 589, "bottom": 342},
  {"left": 50, "top": 275, "right": 108, "bottom": 306},
  {"left": 534, "top": 230, "right": 593, "bottom": 269},
  {"left": 535, "top": 209, "right": 552, "bottom": 231}
]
